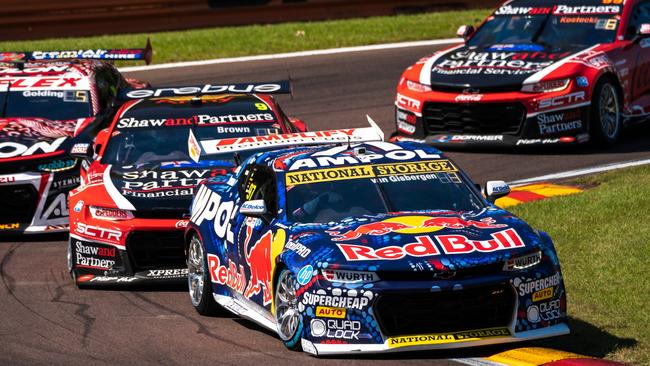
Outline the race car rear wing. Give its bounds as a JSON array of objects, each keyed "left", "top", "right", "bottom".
[
  {"left": 0, "top": 38, "right": 153, "bottom": 64},
  {"left": 197, "top": 116, "right": 385, "bottom": 156},
  {"left": 119, "top": 80, "right": 292, "bottom": 100}
]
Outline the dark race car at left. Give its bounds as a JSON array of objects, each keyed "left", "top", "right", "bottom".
[
  {"left": 183, "top": 124, "right": 568, "bottom": 356},
  {"left": 67, "top": 81, "right": 309, "bottom": 286},
  {"left": 0, "top": 43, "right": 152, "bottom": 234}
]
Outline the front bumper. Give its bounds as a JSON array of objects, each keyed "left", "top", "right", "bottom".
[
  {"left": 297, "top": 263, "right": 568, "bottom": 356},
  {"left": 394, "top": 86, "right": 592, "bottom": 148},
  {"left": 69, "top": 218, "right": 189, "bottom": 286},
  {"left": 302, "top": 323, "right": 569, "bottom": 355}
]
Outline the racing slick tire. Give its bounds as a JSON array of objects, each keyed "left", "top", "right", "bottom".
[
  {"left": 590, "top": 77, "right": 622, "bottom": 146},
  {"left": 187, "top": 234, "right": 220, "bottom": 316},
  {"left": 274, "top": 268, "right": 303, "bottom": 351}
]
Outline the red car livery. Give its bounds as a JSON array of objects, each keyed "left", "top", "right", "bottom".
[
  {"left": 0, "top": 43, "right": 151, "bottom": 234},
  {"left": 67, "top": 82, "right": 308, "bottom": 286},
  {"left": 394, "top": 0, "right": 650, "bottom": 147}
]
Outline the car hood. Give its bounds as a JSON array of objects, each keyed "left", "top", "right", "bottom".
[
  {"left": 0, "top": 117, "right": 76, "bottom": 163},
  {"left": 426, "top": 44, "right": 584, "bottom": 91},
  {"left": 288, "top": 210, "right": 543, "bottom": 273},
  {"left": 107, "top": 161, "right": 234, "bottom": 213}
]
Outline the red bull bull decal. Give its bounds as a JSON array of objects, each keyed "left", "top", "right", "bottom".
[
  {"left": 327, "top": 216, "right": 507, "bottom": 241},
  {"left": 244, "top": 230, "right": 273, "bottom": 305},
  {"left": 337, "top": 228, "right": 524, "bottom": 261}
]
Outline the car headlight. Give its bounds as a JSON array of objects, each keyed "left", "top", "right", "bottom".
[
  {"left": 321, "top": 269, "right": 379, "bottom": 283},
  {"left": 89, "top": 206, "right": 134, "bottom": 220},
  {"left": 503, "top": 251, "right": 542, "bottom": 271},
  {"left": 404, "top": 78, "right": 432, "bottom": 93},
  {"left": 521, "top": 78, "right": 570, "bottom": 93}
]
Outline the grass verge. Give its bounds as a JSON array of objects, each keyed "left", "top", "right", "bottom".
[
  {"left": 0, "top": 9, "right": 490, "bottom": 65},
  {"left": 511, "top": 165, "right": 650, "bottom": 365}
]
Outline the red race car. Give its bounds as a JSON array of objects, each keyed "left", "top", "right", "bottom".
[
  {"left": 0, "top": 43, "right": 151, "bottom": 234},
  {"left": 67, "top": 81, "right": 308, "bottom": 286},
  {"left": 394, "top": 0, "right": 649, "bottom": 148}
]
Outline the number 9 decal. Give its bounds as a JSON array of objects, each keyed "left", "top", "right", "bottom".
[{"left": 255, "top": 103, "right": 269, "bottom": 111}]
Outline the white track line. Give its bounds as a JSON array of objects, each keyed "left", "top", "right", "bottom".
[
  {"left": 120, "top": 38, "right": 461, "bottom": 72},
  {"left": 509, "top": 157, "right": 650, "bottom": 186},
  {"left": 451, "top": 358, "right": 508, "bottom": 366}
]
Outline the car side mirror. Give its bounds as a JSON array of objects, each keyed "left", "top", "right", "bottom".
[
  {"left": 240, "top": 200, "right": 267, "bottom": 217},
  {"left": 70, "top": 143, "right": 94, "bottom": 160},
  {"left": 456, "top": 25, "right": 474, "bottom": 40},
  {"left": 633, "top": 23, "right": 650, "bottom": 43},
  {"left": 484, "top": 180, "right": 510, "bottom": 203}
]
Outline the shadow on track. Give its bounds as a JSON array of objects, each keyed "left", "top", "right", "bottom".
[
  {"left": 438, "top": 124, "right": 650, "bottom": 156},
  {"left": 0, "top": 232, "right": 68, "bottom": 243},
  {"left": 531, "top": 317, "right": 637, "bottom": 359}
]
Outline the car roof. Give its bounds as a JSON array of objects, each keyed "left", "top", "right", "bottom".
[
  {"left": 256, "top": 141, "right": 447, "bottom": 172},
  {"left": 0, "top": 60, "right": 99, "bottom": 91}
]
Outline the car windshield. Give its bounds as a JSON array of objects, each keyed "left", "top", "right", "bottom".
[
  {"left": 102, "top": 95, "right": 282, "bottom": 166},
  {"left": 469, "top": 11, "right": 620, "bottom": 49},
  {"left": 0, "top": 90, "right": 92, "bottom": 120},
  {"left": 286, "top": 160, "right": 485, "bottom": 223}
]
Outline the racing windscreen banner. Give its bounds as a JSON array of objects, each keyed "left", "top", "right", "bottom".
[
  {"left": 119, "top": 80, "right": 292, "bottom": 100},
  {"left": 0, "top": 38, "right": 152, "bottom": 64},
  {"left": 199, "top": 127, "right": 383, "bottom": 155}
]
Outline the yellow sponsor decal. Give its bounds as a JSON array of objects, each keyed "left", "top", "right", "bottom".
[
  {"left": 532, "top": 287, "right": 553, "bottom": 302},
  {"left": 285, "top": 166, "right": 375, "bottom": 185},
  {"left": 0, "top": 223, "right": 19, "bottom": 230},
  {"left": 387, "top": 327, "right": 511, "bottom": 349},
  {"left": 285, "top": 160, "right": 457, "bottom": 186},
  {"left": 374, "top": 160, "right": 457, "bottom": 176},
  {"left": 315, "top": 306, "right": 347, "bottom": 319}
]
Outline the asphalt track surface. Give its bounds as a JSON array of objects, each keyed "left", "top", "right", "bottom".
[{"left": 1, "top": 43, "right": 649, "bottom": 366}]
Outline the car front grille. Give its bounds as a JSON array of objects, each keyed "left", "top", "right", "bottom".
[
  {"left": 423, "top": 102, "right": 526, "bottom": 135},
  {"left": 126, "top": 230, "right": 185, "bottom": 271},
  {"left": 374, "top": 283, "right": 515, "bottom": 337},
  {"left": 0, "top": 184, "right": 38, "bottom": 224},
  {"left": 377, "top": 261, "right": 503, "bottom": 281}
]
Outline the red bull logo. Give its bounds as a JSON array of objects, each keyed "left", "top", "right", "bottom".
[
  {"left": 327, "top": 222, "right": 413, "bottom": 241},
  {"left": 244, "top": 231, "right": 273, "bottom": 305},
  {"left": 422, "top": 217, "right": 506, "bottom": 230},
  {"left": 338, "top": 228, "right": 524, "bottom": 261},
  {"left": 207, "top": 254, "right": 247, "bottom": 293},
  {"left": 327, "top": 216, "right": 507, "bottom": 241}
]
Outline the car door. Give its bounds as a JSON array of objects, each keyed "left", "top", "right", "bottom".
[
  {"left": 234, "top": 163, "right": 281, "bottom": 309},
  {"left": 625, "top": 0, "right": 650, "bottom": 106}
]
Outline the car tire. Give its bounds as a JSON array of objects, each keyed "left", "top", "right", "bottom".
[
  {"left": 187, "top": 234, "right": 220, "bottom": 316},
  {"left": 274, "top": 268, "right": 303, "bottom": 351},
  {"left": 590, "top": 78, "right": 621, "bottom": 146}
]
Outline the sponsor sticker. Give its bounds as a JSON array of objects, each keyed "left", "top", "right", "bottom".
[
  {"left": 532, "top": 287, "right": 554, "bottom": 302},
  {"left": 387, "top": 327, "right": 511, "bottom": 348},
  {"left": 297, "top": 265, "right": 314, "bottom": 286},
  {"left": 285, "top": 160, "right": 456, "bottom": 186},
  {"left": 315, "top": 306, "right": 347, "bottom": 319},
  {"left": 338, "top": 228, "right": 524, "bottom": 261}
]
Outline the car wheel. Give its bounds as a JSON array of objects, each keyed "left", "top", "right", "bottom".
[
  {"left": 187, "top": 234, "right": 220, "bottom": 315},
  {"left": 591, "top": 78, "right": 621, "bottom": 146},
  {"left": 274, "top": 268, "right": 303, "bottom": 351}
]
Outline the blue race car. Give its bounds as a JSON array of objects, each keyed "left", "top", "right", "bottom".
[{"left": 184, "top": 123, "right": 569, "bottom": 356}]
